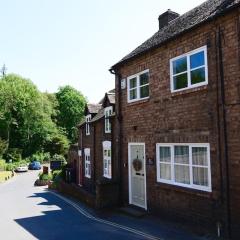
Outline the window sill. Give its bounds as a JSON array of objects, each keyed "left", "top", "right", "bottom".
[
  {"left": 155, "top": 181, "right": 213, "bottom": 198},
  {"left": 103, "top": 175, "right": 112, "bottom": 180},
  {"left": 127, "top": 98, "right": 150, "bottom": 106},
  {"left": 171, "top": 85, "right": 208, "bottom": 97}
]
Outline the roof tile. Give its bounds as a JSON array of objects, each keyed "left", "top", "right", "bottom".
[{"left": 112, "top": 0, "right": 240, "bottom": 68}]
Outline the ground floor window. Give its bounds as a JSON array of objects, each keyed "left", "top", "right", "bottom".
[
  {"left": 156, "top": 143, "right": 211, "bottom": 192},
  {"left": 84, "top": 148, "right": 91, "bottom": 178},
  {"left": 102, "top": 141, "right": 111, "bottom": 179}
]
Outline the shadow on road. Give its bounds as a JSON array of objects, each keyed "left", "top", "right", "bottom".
[{"left": 14, "top": 190, "right": 147, "bottom": 240}]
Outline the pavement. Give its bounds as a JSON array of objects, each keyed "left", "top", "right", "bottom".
[{"left": 0, "top": 170, "right": 210, "bottom": 240}]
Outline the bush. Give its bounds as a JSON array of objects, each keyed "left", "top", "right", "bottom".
[
  {"left": 39, "top": 172, "right": 53, "bottom": 181},
  {"left": 3, "top": 148, "right": 22, "bottom": 162},
  {"left": 0, "top": 159, "right": 6, "bottom": 171},
  {"left": 5, "top": 163, "right": 15, "bottom": 171},
  {"left": 52, "top": 170, "right": 64, "bottom": 181},
  {"left": 4, "top": 160, "right": 29, "bottom": 171}
]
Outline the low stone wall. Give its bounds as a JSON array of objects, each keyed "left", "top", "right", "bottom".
[
  {"left": 54, "top": 180, "right": 119, "bottom": 209},
  {"left": 96, "top": 179, "right": 119, "bottom": 209},
  {"left": 56, "top": 180, "right": 96, "bottom": 208},
  {"left": 35, "top": 179, "right": 51, "bottom": 186}
]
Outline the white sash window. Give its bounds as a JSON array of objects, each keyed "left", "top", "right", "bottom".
[
  {"left": 156, "top": 143, "right": 211, "bottom": 192},
  {"left": 103, "top": 141, "right": 111, "bottom": 179},
  {"left": 104, "top": 107, "right": 113, "bottom": 133},
  {"left": 84, "top": 148, "right": 91, "bottom": 178}
]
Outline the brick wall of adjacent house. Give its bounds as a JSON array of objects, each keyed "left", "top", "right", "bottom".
[
  {"left": 80, "top": 124, "right": 96, "bottom": 194},
  {"left": 68, "top": 145, "right": 78, "bottom": 165},
  {"left": 93, "top": 117, "right": 119, "bottom": 208},
  {"left": 222, "top": 8, "right": 240, "bottom": 238},
  {"left": 94, "top": 118, "right": 116, "bottom": 181},
  {"left": 68, "top": 144, "right": 79, "bottom": 183},
  {"left": 76, "top": 105, "right": 119, "bottom": 207},
  {"left": 114, "top": 9, "right": 240, "bottom": 237}
]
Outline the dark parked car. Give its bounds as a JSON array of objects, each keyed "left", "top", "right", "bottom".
[{"left": 28, "top": 161, "right": 41, "bottom": 170}]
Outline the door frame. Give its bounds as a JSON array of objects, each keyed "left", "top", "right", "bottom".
[{"left": 128, "top": 142, "right": 147, "bottom": 210}]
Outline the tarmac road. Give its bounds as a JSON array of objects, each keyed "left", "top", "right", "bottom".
[{"left": 0, "top": 170, "right": 158, "bottom": 240}]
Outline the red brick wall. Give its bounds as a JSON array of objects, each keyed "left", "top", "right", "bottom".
[
  {"left": 94, "top": 114, "right": 116, "bottom": 182},
  {"left": 114, "top": 9, "right": 240, "bottom": 238},
  {"left": 80, "top": 123, "right": 95, "bottom": 193},
  {"left": 77, "top": 105, "right": 117, "bottom": 195},
  {"left": 221, "top": 9, "right": 240, "bottom": 238}
]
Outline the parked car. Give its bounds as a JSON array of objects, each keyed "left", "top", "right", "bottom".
[
  {"left": 28, "top": 161, "right": 41, "bottom": 170},
  {"left": 15, "top": 165, "right": 28, "bottom": 172}
]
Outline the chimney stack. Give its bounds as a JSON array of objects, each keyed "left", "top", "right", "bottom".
[{"left": 158, "top": 9, "right": 179, "bottom": 30}]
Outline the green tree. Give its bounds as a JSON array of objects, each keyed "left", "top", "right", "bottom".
[
  {"left": 56, "top": 85, "right": 86, "bottom": 142},
  {"left": 0, "top": 74, "right": 68, "bottom": 157},
  {"left": 0, "top": 138, "right": 7, "bottom": 157}
]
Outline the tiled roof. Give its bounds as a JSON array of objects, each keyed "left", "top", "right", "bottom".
[
  {"left": 91, "top": 108, "right": 105, "bottom": 123},
  {"left": 87, "top": 103, "right": 102, "bottom": 114},
  {"left": 111, "top": 0, "right": 240, "bottom": 68},
  {"left": 99, "top": 91, "right": 116, "bottom": 105},
  {"left": 108, "top": 89, "right": 115, "bottom": 93},
  {"left": 77, "top": 119, "right": 86, "bottom": 127}
]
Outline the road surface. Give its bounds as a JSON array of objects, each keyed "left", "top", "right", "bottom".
[{"left": 0, "top": 170, "right": 159, "bottom": 240}]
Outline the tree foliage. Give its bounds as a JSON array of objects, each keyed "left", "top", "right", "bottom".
[
  {"left": 0, "top": 74, "right": 69, "bottom": 158},
  {"left": 56, "top": 85, "right": 86, "bottom": 142},
  {"left": 0, "top": 138, "right": 7, "bottom": 157}
]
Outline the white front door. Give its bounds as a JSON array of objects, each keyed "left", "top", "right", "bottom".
[{"left": 128, "top": 143, "right": 147, "bottom": 209}]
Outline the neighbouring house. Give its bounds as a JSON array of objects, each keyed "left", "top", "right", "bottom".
[
  {"left": 68, "top": 90, "right": 119, "bottom": 208},
  {"left": 110, "top": 0, "right": 240, "bottom": 238}
]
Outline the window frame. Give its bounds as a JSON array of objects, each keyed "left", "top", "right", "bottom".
[
  {"left": 86, "top": 114, "right": 91, "bottom": 136},
  {"left": 156, "top": 143, "right": 211, "bottom": 192},
  {"left": 102, "top": 141, "right": 112, "bottom": 179},
  {"left": 170, "top": 46, "right": 208, "bottom": 93},
  {"left": 104, "top": 106, "right": 113, "bottom": 133},
  {"left": 127, "top": 69, "right": 150, "bottom": 103},
  {"left": 84, "top": 148, "right": 91, "bottom": 178}
]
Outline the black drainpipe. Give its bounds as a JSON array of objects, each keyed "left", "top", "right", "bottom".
[
  {"left": 217, "top": 26, "right": 231, "bottom": 238},
  {"left": 80, "top": 127, "right": 83, "bottom": 186},
  {"left": 109, "top": 68, "right": 123, "bottom": 205},
  {"left": 93, "top": 124, "right": 96, "bottom": 193}
]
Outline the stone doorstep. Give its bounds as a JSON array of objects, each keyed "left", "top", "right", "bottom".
[{"left": 119, "top": 206, "right": 147, "bottom": 218}]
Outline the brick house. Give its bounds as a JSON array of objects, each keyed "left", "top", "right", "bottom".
[
  {"left": 68, "top": 91, "right": 119, "bottom": 208},
  {"left": 110, "top": 0, "right": 240, "bottom": 238}
]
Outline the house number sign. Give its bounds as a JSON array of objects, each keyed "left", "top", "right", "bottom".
[{"left": 121, "top": 79, "right": 126, "bottom": 89}]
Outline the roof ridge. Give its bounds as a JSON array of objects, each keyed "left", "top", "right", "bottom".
[{"left": 111, "top": 0, "right": 240, "bottom": 69}]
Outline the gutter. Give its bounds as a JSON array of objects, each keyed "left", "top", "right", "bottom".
[
  {"left": 109, "top": 68, "right": 123, "bottom": 206},
  {"left": 216, "top": 26, "right": 231, "bottom": 238}
]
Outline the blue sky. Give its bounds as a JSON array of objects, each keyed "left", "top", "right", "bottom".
[{"left": 0, "top": 0, "right": 205, "bottom": 103}]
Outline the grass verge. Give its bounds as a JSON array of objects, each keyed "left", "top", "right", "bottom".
[{"left": 0, "top": 171, "right": 14, "bottom": 183}]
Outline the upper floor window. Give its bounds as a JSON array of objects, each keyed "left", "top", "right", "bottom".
[
  {"left": 86, "top": 114, "right": 91, "bottom": 136},
  {"left": 84, "top": 148, "right": 91, "bottom": 178},
  {"left": 127, "top": 70, "right": 149, "bottom": 103},
  {"left": 170, "top": 46, "right": 208, "bottom": 92},
  {"left": 156, "top": 143, "right": 211, "bottom": 192},
  {"left": 104, "top": 106, "right": 113, "bottom": 133}
]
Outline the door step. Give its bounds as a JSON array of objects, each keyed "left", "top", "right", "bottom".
[{"left": 119, "top": 206, "right": 147, "bottom": 218}]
